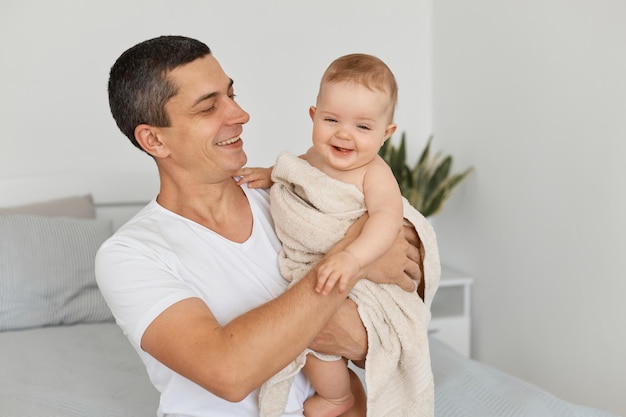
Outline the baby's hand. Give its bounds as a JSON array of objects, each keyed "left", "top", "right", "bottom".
[
  {"left": 316, "top": 251, "right": 361, "bottom": 295},
  {"left": 235, "top": 167, "right": 273, "bottom": 189}
]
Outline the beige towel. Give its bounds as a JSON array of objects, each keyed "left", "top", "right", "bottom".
[{"left": 260, "top": 152, "right": 440, "bottom": 417}]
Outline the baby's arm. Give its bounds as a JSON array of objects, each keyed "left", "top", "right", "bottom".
[
  {"left": 235, "top": 166, "right": 273, "bottom": 189},
  {"left": 316, "top": 158, "right": 404, "bottom": 295}
]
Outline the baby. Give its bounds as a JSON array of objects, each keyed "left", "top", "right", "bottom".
[{"left": 238, "top": 53, "right": 404, "bottom": 417}]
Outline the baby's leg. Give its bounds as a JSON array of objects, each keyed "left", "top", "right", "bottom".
[{"left": 302, "top": 355, "right": 355, "bottom": 417}]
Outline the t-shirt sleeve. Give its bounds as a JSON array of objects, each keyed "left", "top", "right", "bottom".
[{"left": 95, "top": 236, "right": 197, "bottom": 348}]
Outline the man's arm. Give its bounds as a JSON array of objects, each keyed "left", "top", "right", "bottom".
[
  {"left": 142, "top": 269, "right": 356, "bottom": 402},
  {"left": 140, "top": 217, "right": 422, "bottom": 402}
]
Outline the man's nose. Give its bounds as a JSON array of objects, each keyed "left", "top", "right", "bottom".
[{"left": 226, "top": 99, "right": 250, "bottom": 125}]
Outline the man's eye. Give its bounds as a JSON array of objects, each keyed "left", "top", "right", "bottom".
[
  {"left": 229, "top": 93, "right": 237, "bottom": 100},
  {"left": 202, "top": 106, "right": 216, "bottom": 113}
]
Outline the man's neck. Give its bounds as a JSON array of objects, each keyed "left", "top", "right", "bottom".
[{"left": 157, "top": 176, "right": 254, "bottom": 243}]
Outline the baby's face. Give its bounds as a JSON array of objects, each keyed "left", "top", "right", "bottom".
[{"left": 309, "top": 80, "right": 396, "bottom": 172}]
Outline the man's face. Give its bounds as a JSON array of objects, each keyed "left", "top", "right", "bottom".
[{"left": 156, "top": 55, "right": 250, "bottom": 183}]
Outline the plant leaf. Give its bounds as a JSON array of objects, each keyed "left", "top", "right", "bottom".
[{"left": 378, "top": 133, "right": 472, "bottom": 217}]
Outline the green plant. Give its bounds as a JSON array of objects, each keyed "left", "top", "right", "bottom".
[{"left": 379, "top": 133, "right": 473, "bottom": 217}]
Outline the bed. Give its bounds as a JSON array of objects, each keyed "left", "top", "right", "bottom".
[{"left": 0, "top": 177, "right": 619, "bottom": 417}]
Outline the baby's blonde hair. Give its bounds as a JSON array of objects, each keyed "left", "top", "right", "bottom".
[{"left": 319, "top": 53, "right": 398, "bottom": 118}]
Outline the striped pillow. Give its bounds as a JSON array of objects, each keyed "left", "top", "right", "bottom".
[
  {"left": 0, "top": 194, "right": 96, "bottom": 218},
  {"left": 0, "top": 214, "right": 114, "bottom": 331}
]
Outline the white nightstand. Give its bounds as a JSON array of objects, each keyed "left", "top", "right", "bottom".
[{"left": 429, "top": 266, "right": 474, "bottom": 357}]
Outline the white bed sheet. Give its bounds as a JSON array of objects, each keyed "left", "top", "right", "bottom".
[
  {"left": 0, "top": 323, "right": 159, "bottom": 417},
  {"left": 430, "top": 337, "right": 619, "bottom": 417}
]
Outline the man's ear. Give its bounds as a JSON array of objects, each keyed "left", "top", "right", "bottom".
[
  {"left": 309, "top": 106, "right": 317, "bottom": 121},
  {"left": 134, "top": 124, "right": 169, "bottom": 158}
]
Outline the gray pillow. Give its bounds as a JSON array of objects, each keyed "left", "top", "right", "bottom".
[
  {"left": 0, "top": 194, "right": 96, "bottom": 218},
  {"left": 0, "top": 214, "right": 114, "bottom": 331}
]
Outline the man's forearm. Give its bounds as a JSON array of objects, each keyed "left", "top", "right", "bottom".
[
  {"left": 140, "top": 267, "right": 357, "bottom": 403},
  {"left": 231, "top": 271, "right": 352, "bottom": 372},
  {"left": 309, "top": 298, "right": 367, "bottom": 361}
]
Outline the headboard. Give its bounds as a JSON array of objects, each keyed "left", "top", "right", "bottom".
[{"left": 0, "top": 172, "right": 158, "bottom": 229}]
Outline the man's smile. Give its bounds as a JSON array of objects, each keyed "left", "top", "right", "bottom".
[{"left": 216, "top": 136, "right": 242, "bottom": 146}]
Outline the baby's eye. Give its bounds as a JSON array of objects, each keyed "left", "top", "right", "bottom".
[
  {"left": 324, "top": 118, "right": 338, "bottom": 123},
  {"left": 357, "top": 124, "right": 370, "bottom": 130}
]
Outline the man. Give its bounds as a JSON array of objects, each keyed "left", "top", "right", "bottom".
[{"left": 97, "top": 35, "right": 423, "bottom": 416}]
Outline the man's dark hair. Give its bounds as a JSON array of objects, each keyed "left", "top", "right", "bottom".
[{"left": 108, "top": 36, "right": 211, "bottom": 151}]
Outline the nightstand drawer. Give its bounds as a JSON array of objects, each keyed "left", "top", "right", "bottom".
[{"left": 429, "top": 316, "right": 471, "bottom": 357}]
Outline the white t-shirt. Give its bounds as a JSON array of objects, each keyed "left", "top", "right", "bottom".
[{"left": 95, "top": 186, "right": 313, "bottom": 417}]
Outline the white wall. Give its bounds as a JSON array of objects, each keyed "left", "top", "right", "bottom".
[
  {"left": 433, "top": 0, "right": 626, "bottom": 415},
  {"left": 0, "top": 0, "right": 431, "bottom": 198}
]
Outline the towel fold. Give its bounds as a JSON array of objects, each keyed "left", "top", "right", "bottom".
[{"left": 260, "top": 152, "right": 440, "bottom": 417}]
